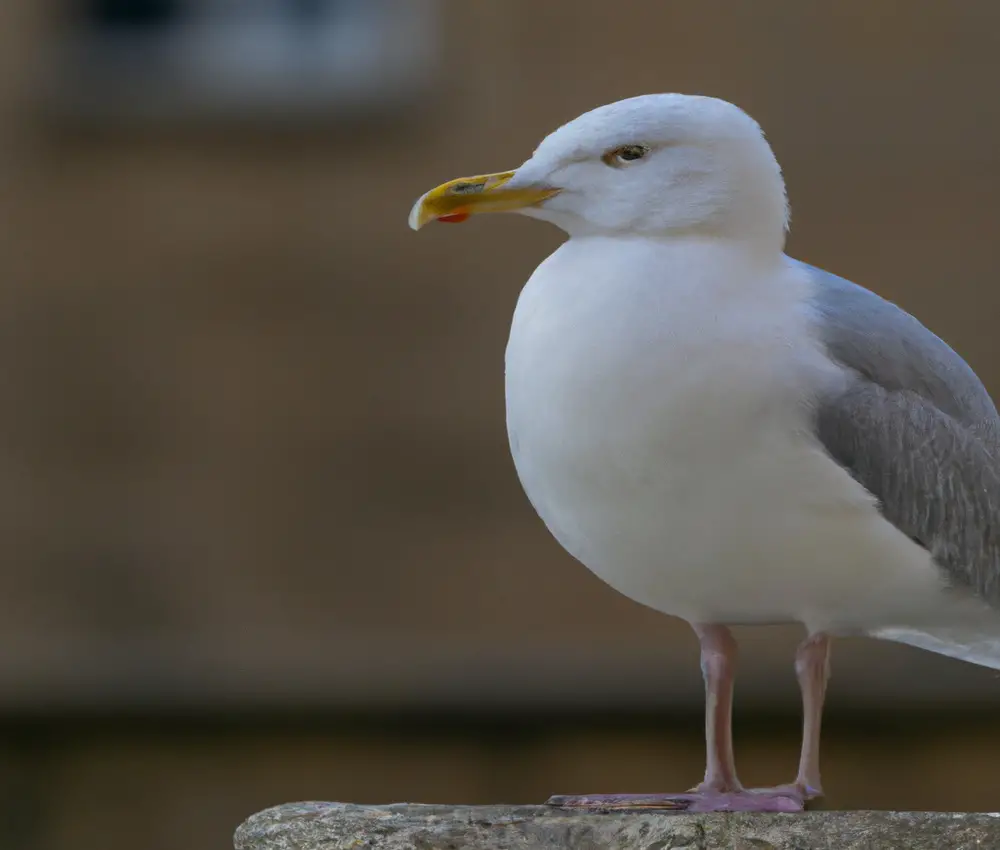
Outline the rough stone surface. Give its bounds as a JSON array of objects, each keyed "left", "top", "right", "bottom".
[{"left": 234, "top": 802, "right": 1000, "bottom": 850}]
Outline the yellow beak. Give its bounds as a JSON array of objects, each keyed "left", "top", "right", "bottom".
[{"left": 408, "top": 170, "right": 559, "bottom": 231}]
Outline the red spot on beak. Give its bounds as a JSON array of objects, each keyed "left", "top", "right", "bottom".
[{"left": 438, "top": 212, "right": 470, "bottom": 223}]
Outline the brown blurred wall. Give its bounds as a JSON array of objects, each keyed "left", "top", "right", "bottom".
[{"left": 1, "top": 2, "right": 1000, "bottom": 849}]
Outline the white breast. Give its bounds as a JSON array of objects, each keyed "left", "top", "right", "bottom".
[{"left": 504, "top": 237, "right": 948, "bottom": 633}]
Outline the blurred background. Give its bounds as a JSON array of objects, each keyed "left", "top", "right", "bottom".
[{"left": 2, "top": 1, "right": 1000, "bottom": 847}]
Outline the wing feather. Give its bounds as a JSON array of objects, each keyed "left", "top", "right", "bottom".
[{"left": 803, "top": 261, "right": 1000, "bottom": 603}]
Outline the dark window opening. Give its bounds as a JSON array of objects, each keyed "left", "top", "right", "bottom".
[{"left": 81, "top": 0, "right": 181, "bottom": 30}]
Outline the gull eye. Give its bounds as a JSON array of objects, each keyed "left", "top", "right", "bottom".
[{"left": 602, "top": 144, "right": 650, "bottom": 167}]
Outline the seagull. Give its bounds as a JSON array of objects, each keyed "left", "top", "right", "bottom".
[{"left": 408, "top": 94, "right": 1000, "bottom": 813}]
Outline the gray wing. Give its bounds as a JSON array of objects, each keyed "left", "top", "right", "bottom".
[{"left": 799, "top": 260, "right": 1000, "bottom": 604}]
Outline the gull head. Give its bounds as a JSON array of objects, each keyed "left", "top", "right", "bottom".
[{"left": 409, "top": 93, "right": 788, "bottom": 246}]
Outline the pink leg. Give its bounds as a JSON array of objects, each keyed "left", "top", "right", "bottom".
[
  {"left": 546, "top": 624, "right": 805, "bottom": 813},
  {"left": 753, "top": 632, "right": 831, "bottom": 801},
  {"left": 691, "top": 624, "right": 741, "bottom": 793},
  {"left": 793, "top": 632, "right": 831, "bottom": 796}
]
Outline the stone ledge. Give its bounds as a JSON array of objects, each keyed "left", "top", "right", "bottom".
[{"left": 234, "top": 802, "right": 1000, "bottom": 850}]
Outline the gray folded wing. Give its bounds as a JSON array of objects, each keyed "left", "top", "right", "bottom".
[{"left": 801, "top": 260, "right": 1000, "bottom": 604}]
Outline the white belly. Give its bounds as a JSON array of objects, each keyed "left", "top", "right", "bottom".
[{"left": 504, "top": 240, "right": 948, "bottom": 633}]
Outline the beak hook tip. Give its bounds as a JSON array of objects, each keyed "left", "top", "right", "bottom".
[{"left": 408, "top": 197, "right": 427, "bottom": 231}]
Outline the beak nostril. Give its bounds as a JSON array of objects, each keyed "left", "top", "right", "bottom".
[{"left": 451, "top": 182, "right": 487, "bottom": 195}]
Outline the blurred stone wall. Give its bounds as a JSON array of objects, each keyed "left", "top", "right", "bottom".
[{"left": 1, "top": 1, "right": 1000, "bottom": 848}]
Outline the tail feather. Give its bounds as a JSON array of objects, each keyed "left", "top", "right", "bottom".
[{"left": 873, "top": 626, "right": 1000, "bottom": 670}]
